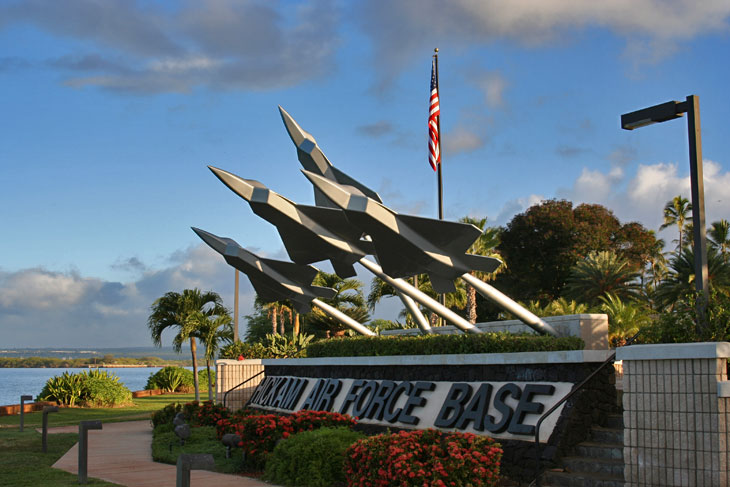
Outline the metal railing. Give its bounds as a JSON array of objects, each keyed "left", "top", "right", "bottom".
[
  {"left": 222, "top": 370, "right": 265, "bottom": 409},
  {"left": 530, "top": 332, "right": 639, "bottom": 487}
]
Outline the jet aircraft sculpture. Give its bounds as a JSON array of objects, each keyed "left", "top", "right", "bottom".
[
  {"left": 279, "top": 106, "right": 556, "bottom": 336},
  {"left": 302, "top": 170, "right": 557, "bottom": 337},
  {"left": 207, "top": 165, "right": 487, "bottom": 335},
  {"left": 279, "top": 106, "right": 382, "bottom": 208},
  {"left": 192, "top": 227, "right": 375, "bottom": 336}
]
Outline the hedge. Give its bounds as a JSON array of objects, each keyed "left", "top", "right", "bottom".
[{"left": 306, "top": 333, "right": 584, "bottom": 357}]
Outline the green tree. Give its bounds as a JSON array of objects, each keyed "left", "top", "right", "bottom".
[
  {"left": 659, "top": 195, "right": 692, "bottom": 252},
  {"left": 147, "top": 289, "right": 226, "bottom": 402},
  {"left": 563, "top": 251, "right": 641, "bottom": 306},
  {"left": 459, "top": 216, "right": 504, "bottom": 324},
  {"left": 709, "top": 219, "right": 730, "bottom": 261},
  {"left": 497, "top": 200, "right": 656, "bottom": 302}
]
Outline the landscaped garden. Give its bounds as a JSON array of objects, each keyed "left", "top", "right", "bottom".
[{"left": 150, "top": 399, "right": 504, "bottom": 486}]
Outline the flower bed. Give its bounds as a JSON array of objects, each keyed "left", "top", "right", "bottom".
[{"left": 345, "top": 429, "right": 502, "bottom": 487}]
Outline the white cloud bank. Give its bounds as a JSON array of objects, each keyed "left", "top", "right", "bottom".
[{"left": 0, "top": 243, "right": 256, "bottom": 348}]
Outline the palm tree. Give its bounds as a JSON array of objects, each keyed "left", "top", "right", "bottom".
[
  {"left": 659, "top": 196, "right": 692, "bottom": 252},
  {"left": 367, "top": 274, "right": 467, "bottom": 328},
  {"left": 191, "top": 312, "right": 233, "bottom": 403},
  {"left": 308, "top": 271, "right": 369, "bottom": 337},
  {"left": 709, "top": 219, "right": 730, "bottom": 261},
  {"left": 654, "top": 246, "right": 730, "bottom": 309},
  {"left": 599, "top": 293, "right": 651, "bottom": 345},
  {"left": 254, "top": 297, "right": 294, "bottom": 336},
  {"left": 459, "top": 216, "right": 504, "bottom": 324},
  {"left": 148, "top": 289, "right": 226, "bottom": 402},
  {"left": 563, "top": 251, "right": 641, "bottom": 306}
]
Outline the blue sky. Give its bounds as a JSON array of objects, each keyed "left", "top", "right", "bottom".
[{"left": 2, "top": 0, "right": 730, "bottom": 347}]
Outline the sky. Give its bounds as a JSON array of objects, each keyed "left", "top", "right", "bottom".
[{"left": 2, "top": 0, "right": 730, "bottom": 348}]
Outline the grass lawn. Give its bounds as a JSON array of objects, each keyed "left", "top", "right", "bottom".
[
  {"left": 0, "top": 392, "right": 213, "bottom": 487},
  {"left": 0, "top": 429, "right": 121, "bottom": 487},
  {"left": 0, "top": 391, "right": 210, "bottom": 429}
]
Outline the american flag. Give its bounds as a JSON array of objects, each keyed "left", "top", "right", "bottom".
[{"left": 428, "top": 58, "right": 441, "bottom": 171}]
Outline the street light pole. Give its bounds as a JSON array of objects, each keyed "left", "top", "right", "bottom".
[{"left": 621, "top": 95, "right": 709, "bottom": 329}]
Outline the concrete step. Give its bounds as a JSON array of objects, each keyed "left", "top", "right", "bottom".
[
  {"left": 603, "top": 414, "right": 624, "bottom": 430},
  {"left": 542, "top": 470, "right": 624, "bottom": 487},
  {"left": 561, "top": 456, "right": 625, "bottom": 477},
  {"left": 591, "top": 426, "right": 623, "bottom": 444},
  {"left": 575, "top": 442, "right": 624, "bottom": 461}
]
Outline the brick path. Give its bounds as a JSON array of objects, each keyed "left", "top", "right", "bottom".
[{"left": 50, "top": 420, "right": 271, "bottom": 487}]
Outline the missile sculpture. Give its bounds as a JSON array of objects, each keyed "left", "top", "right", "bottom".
[
  {"left": 301, "top": 170, "right": 502, "bottom": 294},
  {"left": 207, "top": 166, "right": 487, "bottom": 334},
  {"left": 192, "top": 227, "right": 375, "bottom": 336},
  {"left": 301, "top": 170, "right": 558, "bottom": 337},
  {"left": 279, "top": 106, "right": 382, "bottom": 208}
]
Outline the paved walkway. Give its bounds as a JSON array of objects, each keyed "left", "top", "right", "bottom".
[{"left": 50, "top": 420, "right": 271, "bottom": 487}]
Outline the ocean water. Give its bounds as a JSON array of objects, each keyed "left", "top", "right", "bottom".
[{"left": 0, "top": 367, "right": 169, "bottom": 406}]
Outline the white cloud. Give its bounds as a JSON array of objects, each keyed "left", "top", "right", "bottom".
[
  {"left": 445, "top": 126, "right": 486, "bottom": 156},
  {"left": 559, "top": 159, "right": 730, "bottom": 230},
  {"left": 0, "top": 243, "right": 257, "bottom": 347},
  {"left": 473, "top": 70, "right": 507, "bottom": 108},
  {"left": 357, "top": 0, "right": 730, "bottom": 83}
]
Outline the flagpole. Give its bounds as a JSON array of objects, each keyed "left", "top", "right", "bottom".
[{"left": 434, "top": 48, "right": 446, "bottom": 324}]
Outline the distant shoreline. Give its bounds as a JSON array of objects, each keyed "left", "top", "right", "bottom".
[{"left": 0, "top": 357, "right": 192, "bottom": 368}]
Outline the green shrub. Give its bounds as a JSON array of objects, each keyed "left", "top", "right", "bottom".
[
  {"left": 220, "top": 340, "right": 270, "bottom": 359},
  {"left": 37, "top": 370, "right": 132, "bottom": 407},
  {"left": 220, "top": 334, "right": 315, "bottom": 359},
  {"left": 146, "top": 367, "right": 187, "bottom": 392},
  {"left": 151, "top": 402, "right": 182, "bottom": 428},
  {"left": 307, "top": 332, "right": 584, "bottom": 358},
  {"left": 145, "top": 367, "right": 214, "bottom": 392},
  {"left": 84, "top": 371, "right": 132, "bottom": 407},
  {"left": 265, "top": 427, "right": 365, "bottom": 487},
  {"left": 640, "top": 290, "right": 730, "bottom": 344}
]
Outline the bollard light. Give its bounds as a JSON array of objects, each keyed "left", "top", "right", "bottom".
[
  {"left": 19, "top": 395, "right": 33, "bottom": 432},
  {"left": 78, "top": 420, "right": 103, "bottom": 485},
  {"left": 41, "top": 406, "right": 59, "bottom": 453}
]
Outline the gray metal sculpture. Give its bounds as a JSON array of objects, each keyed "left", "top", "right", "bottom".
[
  {"left": 302, "top": 170, "right": 558, "bottom": 337},
  {"left": 302, "top": 170, "right": 501, "bottom": 294},
  {"left": 192, "top": 227, "right": 375, "bottom": 336},
  {"left": 207, "top": 166, "right": 486, "bottom": 335},
  {"left": 279, "top": 106, "right": 382, "bottom": 208}
]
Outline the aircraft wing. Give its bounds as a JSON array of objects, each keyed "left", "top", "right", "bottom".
[
  {"left": 297, "top": 205, "right": 370, "bottom": 249},
  {"left": 260, "top": 258, "right": 319, "bottom": 286},
  {"left": 276, "top": 226, "right": 334, "bottom": 265},
  {"left": 247, "top": 277, "right": 286, "bottom": 304},
  {"left": 395, "top": 214, "right": 482, "bottom": 255}
]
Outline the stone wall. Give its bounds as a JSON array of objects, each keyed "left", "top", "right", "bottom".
[
  {"left": 260, "top": 351, "right": 617, "bottom": 482},
  {"left": 617, "top": 342, "right": 730, "bottom": 486}
]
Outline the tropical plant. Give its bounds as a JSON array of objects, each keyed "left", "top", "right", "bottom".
[
  {"left": 307, "top": 271, "right": 370, "bottom": 337},
  {"left": 459, "top": 216, "right": 504, "bottom": 324},
  {"left": 545, "top": 298, "right": 590, "bottom": 316},
  {"left": 37, "top": 370, "right": 131, "bottom": 406},
  {"left": 654, "top": 246, "right": 730, "bottom": 309},
  {"left": 262, "top": 333, "right": 314, "bottom": 358},
  {"left": 563, "top": 251, "right": 641, "bottom": 306},
  {"left": 147, "top": 289, "right": 227, "bottom": 402},
  {"left": 599, "top": 293, "right": 651, "bottom": 345},
  {"left": 659, "top": 195, "right": 692, "bottom": 252},
  {"left": 641, "top": 290, "right": 730, "bottom": 343},
  {"left": 145, "top": 366, "right": 187, "bottom": 392},
  {"left": 709, "top": 219, "right": 730, "bottom": 261},
  {"left": 188, "top": 312, "right": 233, "bottom": 402}
]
